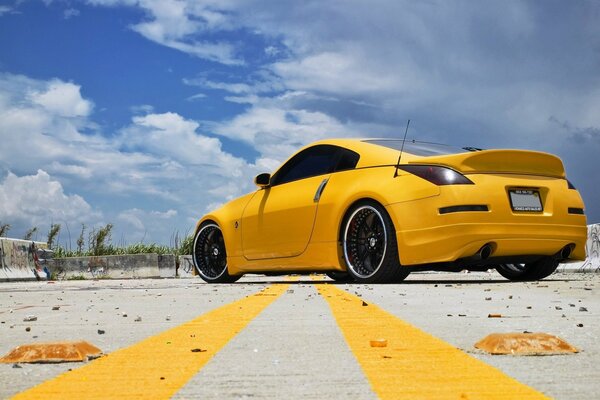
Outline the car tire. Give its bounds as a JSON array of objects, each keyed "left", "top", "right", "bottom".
[
  {"left": 325, "top": 271, "right": 354, "bottom": 282},
  {"left": 192, "top": 222, "right": 240, "bottom": 283},
  {"left": 496, "top": 257, "right": 560, "bottom": 281},
  {"left": 341, "top": 201, "right": 409, "bottom": 283}
]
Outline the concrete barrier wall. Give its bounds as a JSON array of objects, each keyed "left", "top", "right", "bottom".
[
  {"left": 48, "top": 254, "right": 194, "bottom": 280},
  {"left": 50, "top": 253, "right": 173, "bottom": 280},
  {"left": 158, "top": 254, "right": 177, "bottom": 278},
  {"left": 558, "top": 223, "right": 600, "bottom": 273},
  {"left": 0, "top": 238, "right": 49, "bottom": 281},
  {"left": 177, "top": 255, "right": 197, "bottom": 278}
]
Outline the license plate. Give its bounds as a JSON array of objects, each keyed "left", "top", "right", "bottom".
[{"left": 509, "top": 189, "right": 543, "bottom": 212}]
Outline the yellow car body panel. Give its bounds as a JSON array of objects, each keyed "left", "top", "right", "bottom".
[
  {"left": 241, "top": 174, "right": 331, "bottom": 259},
  {"left": 194, "top": 139, "right": 587, "bottom": 277}
]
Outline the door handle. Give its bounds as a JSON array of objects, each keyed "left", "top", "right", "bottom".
[{"left": 313, "top": 178, "right": 329, "bottom": 202}]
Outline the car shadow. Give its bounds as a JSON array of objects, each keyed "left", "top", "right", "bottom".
[{"left": 235, "top": 276, "right": 581, "bottom": 285}]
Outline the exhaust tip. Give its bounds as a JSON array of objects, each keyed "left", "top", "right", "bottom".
[
  {"left": 559, "top": 245, "right": 573, "bottom": 260},
  {"left": 478, "top": 243, "right": 493, "bottom": 260}
]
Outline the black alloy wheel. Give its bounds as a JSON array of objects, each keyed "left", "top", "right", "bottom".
[
  {"left": 192, "top": 223, "right": 239, "bottom": 283},
  {"left": 342, "top": 202, "right": 409, "bottom": 283}
]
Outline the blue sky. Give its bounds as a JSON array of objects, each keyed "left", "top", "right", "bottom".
[{"left": 0, "top": 0, "right": 599, "bottom": 247}]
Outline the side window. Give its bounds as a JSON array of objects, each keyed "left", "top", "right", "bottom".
[
  {"left": 271, "top": 145, "right": 360, "bottom": 186},
  {"left": 334, "top": 148, "right": 360, "bottom": 172}
]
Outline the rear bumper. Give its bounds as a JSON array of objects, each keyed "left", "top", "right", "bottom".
[
  {"left": 391, "top": 220, "right": 586, "bottom": 266},
  {"left": 386, "top": 174, "right": 587, "bottom": 266}
]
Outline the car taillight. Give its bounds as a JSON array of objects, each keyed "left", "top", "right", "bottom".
[{"left": 398, "top": 165, "right": 474, "bottom": 185}]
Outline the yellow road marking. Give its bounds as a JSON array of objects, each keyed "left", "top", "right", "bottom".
[
  {"left": 316, "top": 283, "right": 548, "bottom": 400},
  {"left": 13, "top": 283, "right": 290, "bottom": 400}
]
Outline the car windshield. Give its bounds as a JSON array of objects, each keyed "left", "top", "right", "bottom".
[{"left": 363, "top": 139, "right": 479, "bottom": 156}]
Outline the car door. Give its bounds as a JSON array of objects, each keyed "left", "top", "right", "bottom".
[{"left": 241, "top": 145, "right": 340, "bottom": 260}]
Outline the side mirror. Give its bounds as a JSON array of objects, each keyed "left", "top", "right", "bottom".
[{"left": 254, "top": 173, "right": 271, "bottom": 188}]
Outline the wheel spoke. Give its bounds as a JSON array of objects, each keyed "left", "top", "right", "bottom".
[
  {"left": 348, "top": 238, "right": 367, "bottom": 244},
  {"left": 369, "top": 253, "right": 378, "bottom": 270},
  {"left": 367, "top": 214, "right": 378, "bottom": 232},
  {"left": 359, "top": 221, "right": 370, "bottom": 236},
  {"left": 359, "top": 247, "right": 369, "bottom": 265}
]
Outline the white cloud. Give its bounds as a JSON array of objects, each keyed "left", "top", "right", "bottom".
[
  {"left": 0, "top": 170, "right": 100, "bottom": 230},
  {"left": 264, "top": 45, "right": 280, "bottom": 57},
  {"left": 212, "top": 106, "right": 359, "bottom": 163},
  {"left": 183, "top": 76, "right": 281, "bottom": 96},
  {"left": 121, "top": 112, "right": 245, "bottom": 177},
  {"left": 272, "top": 51, "right": 404, "bottom": 96},
  {"left": 29, "top": 80, "right": 93, "bottom": 117},
  {"left": 0, "top": 5, "right": 12, "bottom": 16},
  {"left": 131, "top": 104, "right": 155, "bottom": 114},
  {"left": 87, "top": 0, "right": 243, "bottom": 65},
  {"left": 117, "top": 208, "right": 182, "bottom": 242},
  {"left": 185, "top": 79, "right": 254, "bottom": 94},
  {"left": 152, "top": 209, "right": 177, "bottom": 218},
  {"left": 186, "top": 93, "right": 206, "bottom": 101},
  {"left": 48, "top": 162, "right": 93, "bottom": 179},
  {"left": 223, "top": 95, "right": 260, "bottom": 104},
  {"left": 117, "top": 209, "right": 145, "bottom": 232},
  {"left": 63, "top": 8, "right": 80, "bottom": 19}
]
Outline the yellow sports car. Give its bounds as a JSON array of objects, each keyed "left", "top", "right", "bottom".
[{"left": 192, "top": 139, "right": 587, "bottom": 283}]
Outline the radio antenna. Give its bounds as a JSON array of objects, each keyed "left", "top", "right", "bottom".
[{"left": 394, "top": 119, "right": 410, "bottom": 177}]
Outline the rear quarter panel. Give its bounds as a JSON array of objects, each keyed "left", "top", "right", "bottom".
[{"left": 310, "top": 166, "right": 440, "bottom": 244}]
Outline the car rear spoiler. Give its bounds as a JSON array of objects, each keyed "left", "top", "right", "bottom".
[{"left": 409, "top": 149, "right": 566, "bottom": 179}]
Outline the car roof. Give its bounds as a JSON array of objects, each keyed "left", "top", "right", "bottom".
[{"left": 306, "top": 138, "right": 449, "bottom": 168}]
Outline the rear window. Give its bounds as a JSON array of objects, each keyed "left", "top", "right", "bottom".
[{"left": 363, "top": 139, "right": 479, "bottom": 156}]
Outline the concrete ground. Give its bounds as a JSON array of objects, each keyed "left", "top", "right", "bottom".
[{"left": 0, "top": 271, "right": 598, "bottom": 399}]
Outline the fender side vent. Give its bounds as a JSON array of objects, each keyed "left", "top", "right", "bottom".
[
  {"left": 439, "top": 205, "right": 489, "bottom": 214},
  {"left": 568, "top": 207, "right": 584, "bottom": 215}
]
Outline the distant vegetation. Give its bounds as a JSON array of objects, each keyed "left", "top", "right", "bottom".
[
  {"left": 0, "top": 223, "right": 11, "bottom": 237},
  {"left": 7, "top": 222, "right": 194, "bottom": 257}
]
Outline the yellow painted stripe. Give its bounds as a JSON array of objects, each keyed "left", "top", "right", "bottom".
[
  {"left": 316, "top": 283, "right": 548, "bottom": 400},
  {"left": 14, "top": 283, "right": 290, "bottom": 400}
]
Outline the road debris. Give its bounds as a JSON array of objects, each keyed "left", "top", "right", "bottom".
[
  {"left": 23, "top": 315, "right": 37, "bottom": 322},
  {"left": 0, "top": 341, "right": 103, "bottom": 363},
  {"left": 475, "top": 332, "right": 579, "bottom": 355},
  {"left": 370, "top": 339, "right": 388, "bottom": 348},
  {"left": 190, "top": 348, "right": 206, "bottom": 353},
  {"left": 488, "top": 313, "right": 502, "bottom": 318}
]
